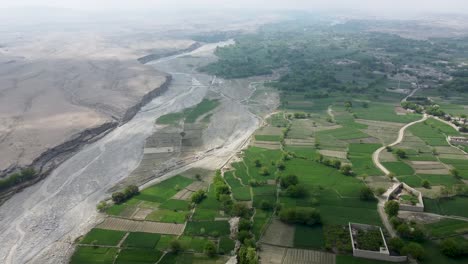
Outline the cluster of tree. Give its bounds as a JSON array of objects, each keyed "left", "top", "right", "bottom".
[
  {"left": 316, "top": 155, "right": 354, "bottom": 176},
  {"left": 401, "top": 101, "right": 423, "bottom": 113},
  {"left": 395, "top": 149, "right": 407, "bottom": 159},
  {"left": 390, "top": 217, "right": 426, "bottom": 242},
  {"left": 384, "top": 200, "right": 399, "bottom": 217},
  {"left": 440, "top": 238, "right": 468, "bottom": 258},
  {"left": 279, "top": 174, "right": 308, "bottom": 198},
  {"left": 293, "top": 112, "right": 308, "bottom": 119},
  {"left": 0, "top": 168, "right": 36, "bottom": 192},
  {"left": 213, "top": 170, "right": 230, "bottom": 200},
  {"left": 442, "top": 77, "right": 468, "bottom": 93},
  {"left": 359, "top": 186, "right": 376, "bottom": 201},
  {"left": 425, "top": 105, "right": 446, "bottom": 117},
  {"left": 388, "top": 237, "right": 425, "bottom": 260},
  {"left": 279, "top": 207, "right": 321, "bottom": 226},
  {"left": 191, "top": 190, "right": 207, "bottom": 204},
  {"left": 111, "top": 185, "right": 139, "bottom": 204}
]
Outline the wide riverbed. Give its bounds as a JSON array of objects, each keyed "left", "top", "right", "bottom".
[{"left": 0, "top": 41, "right": 256, "bottom": 264}]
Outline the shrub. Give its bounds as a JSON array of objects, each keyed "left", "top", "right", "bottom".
[
  {"left": 395, "top": 149, "right": 407, "bottom": 159},
  {"left": 276, "top": 161, "right": 286, "bottom": 170},
  {"left": 359, "top": 186, "right": 375, "bottom": 201},
  {"left": 238, "top": 219, "right": 252, "bottom": 232},
  {"left": 376, "top": 187, "right": 386, "bottom": 196},
  {"left": 388, "top": 237, "right": 405, "bottom": 253},
  {"left": 440, "top": 238, "right": 463, "bottom": 257},
  {"left": 204, "top": 241, "right": 217, "bottom": 257},
  {"left": 260, "top": 200, "right": 274, "bottom": 211},
  {"left": 422, "top": 180, "right": 431, "bottom": 189},
  {"left": 96, "top": 201, "right": 108, "bottom": 212},
  {"left": 170, "top": 239, "right": 182, "bottom": 253},
  {"left": 191, "top": 190, "right": 207, "bottom": 204},
  {"left": 384, "top": 201, "right": 399, "bottom": 217},
  {"left": 340, "top": 164, "right": 353, "bottom": 176},
  {"left": 280, "top": 174, "right": 298, "bottom": 188},
  {"left": 254, "top": 159, "right": 261, "bottom": 167},
  {"left": 401, "top": 242, "right": 425, "bottom": 260},
  {"left": 285, "top": 185, "right": 308, "bottom": 198},
  {"left": 279, "top": 207, "right": 321, "bottom": 226},
  {"left": 111, "top": 192, "right": 126, "bottom": 204},
  {"left": 259, "top": 166, "right": 270, "bottom": 176}
]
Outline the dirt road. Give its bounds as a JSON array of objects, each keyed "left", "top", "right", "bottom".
[{"left": 372, "top": 114, "right": 428, "bottom": 175}]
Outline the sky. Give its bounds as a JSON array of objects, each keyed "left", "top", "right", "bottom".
[{"left": 2, "top": 0, "right": 468, "bottom": 14}]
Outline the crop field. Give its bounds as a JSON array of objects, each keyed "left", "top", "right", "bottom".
[
  {"left": 80, "top": 228, "right": 126, "bottom": 246},
  {"left": 440, "top": 158, "right": 468, "bottom": 179},
  {"left": 293, "top": 225, "right": 325, "bottom": 249},
  {"left": 357, "top": 119, "right": 404, "bottom": 145},
  {"left": 136, "top": 175, "right": 194, "bottom": 203},
  {"left": 122, "top": 232, "right": 161, "bottom": 248},
  {"left": 252, "top": 209, "right": 272, "bottom": 239},
  {"left": 350, "top": 101, "right": 421, "bottom": 123},
  {"left": 267, "top": 112, "right": 289, "bottom": 127},
  {"left": 287, "top": 119, "right": 314, "bottom": 139},
  {"left": 184, "top": 221, "right": 231, "bottom": 237},
  {"left": 409, "top": 119, "right": 458, "bottom": 146},
  {"left": 317, "top": 127, "right": 370, "bottom": 140},
  {"left": 425, "top": 219, "right": 468, "bottom": 239},
  {"left": 156, "top": 99, "right": 220, "bottom": 125},
  {"left": 284, "top": 146, "right": 317, "bottom": 159},
  {"left": 261, "top": 219, "right": 295, "bottom": 247},
  {"left": 381, "top": 161, "right": 415, "bottom": 175},
  {"left": 70, "top": 247, "right": 118, "bottom": 264},
  {"left": 116, "top": 249, "right": 163, "bottom": 264},
  {"left": 424, "top": 197, "right": 468, "bottom": 218},
  {"left": 97, "top": 217, "right": 185, "bottom": 235},
  {"left": 348, "top": 143, "right": 382, "bottom": 176}
]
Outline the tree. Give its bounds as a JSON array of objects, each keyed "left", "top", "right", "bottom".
[
  {"left": 362, "top": 102, "right": 369, "bottom": 108},
  {"left": 384, "top": 201, "right": 399, "bottom": 217},
  {"left": 259, "top": 166, "right": 270, "bottom": 176},
  {"left": 360, "top": 186, "right": 375, "bottom": 201},
  {"left": 195, "top": 174, "right": 202, "bottom": 181},
  {"left": 450, "top": 168, "right": 461, "bottom": 179},
  {"left": 401, "top": 242, "right": 425, "bottom": 260},
  {"left": 96, "top": 201, "right": 108, "bottom": 212},
  {"left": 331, "top": 159, "right": 341, "bottom": 169},
  {"left": 340, "top": 164, "right": 353, "bottom": 176},
  {"left": 285, "top": 185, "right": 308, "bottom": 198},
  {"left": 238, "top": 219, "right": 252, "bottom": 231},
  {"left": 395, "top": 149, "right": 407, "bottom": 159},
  {"left": 440, "top": 238, "right": 463, "bottom": 257},
  {"left": 170, "top": 239, "right": 182, "bottom": 253},
  {"left": 387, "top": 173, "right": 395, "bottom": 181},
  {"left": 111, "top": 192, "right": 126, "bottom": 204},
  {"left": 204, "top": 241, "right": 217, "bottom": 257},
  {"left": 254, "top": 159, "right": 261, "bottom": 168},
  {"left": 191, "top": 190, "right": 206, "bottom": 204},
  {"left": 422, "top": 180, "right": 431, "bottom": 189},
  {"left": 388, "top": 237, "right": 405, "bottom": 253},
  {"left": 232, "top": 203, "right": 251, "bottom": 218},
  {"left": 280, "top": 174, "right": 298, "bottom": 188},
  {"left": 123, "top": 185, "right": 139, "bottom": 198},
  {"left": 276, "top": 160, "right": 286, "bottom": 170},
  {"left": 260, "top": 200, "right": 274, "bottom": 211},
  {"left": 279, "top": 207, "right": 321, "bottom": 226}
]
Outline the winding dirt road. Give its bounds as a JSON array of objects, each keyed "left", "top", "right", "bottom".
[{"left": 372, "top": 114, "right": 428, "bottom": 176}]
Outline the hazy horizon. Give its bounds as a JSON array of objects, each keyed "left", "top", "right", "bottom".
[{"left": 2, "top": 0, "right": 468, "bottom": 15}]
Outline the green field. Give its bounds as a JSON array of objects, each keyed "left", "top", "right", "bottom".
[
  {"left": 122, "top": 232, "right": 161, "bottom": 248},
  {"left": 254, "top": 134, "right": 282, "bottom": 141},
  {"left": 70, "top": 247, "right": 118, "bottom": 264},
  {"left": 80, "top": 229, "right": 126, "bottom": 246},
  {"left": 156, "top": 99, "right": 220, "bottom": 124},
  {"left": 424, "top": 197, "right": 468, "bottom": 218},
  {"left": 294, "top": 225, "right": 325, "bottom": 249},
  {"left": 425, "top": 219, "right": 468, "bottom": 239},
  {"left": 115, "top": 249, "right": 163, "bottom": 264},
  {"left": 381, "top": 161, "right": 415, "bottom": 176},
  {"left": 136, "top": 175, "right": 193, "bottom": 203},
  {"left": 184, "top": 221, "right": 231, "bottom": 237},
  {"left": 348, "top": 143, "right": 382, "bottom": 176}
]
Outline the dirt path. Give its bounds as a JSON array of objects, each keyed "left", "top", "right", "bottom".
[{"left": 372, "top": 114, "right": 428, "bottom": 175}]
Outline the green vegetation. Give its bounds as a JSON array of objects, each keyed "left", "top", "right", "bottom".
[
  {"left": 156, "top": 99, "right": 220, "bottom": 124},
  {"left": 70, "top": 247, "right": 118, "bottom": 264},
  {"left": 0, "top": 168, "right": 36, "bottom": 192},
  {"left": 122, "top": 232, "right": 161, "bottom": 248},
  {"left": 80, "top": 229, "right": 126, "bottom": 246},
  {"left": 184, "top": 221, "right": 231, "bottom": 237},
  {"left": 115, "top": 249, "right": 163, "bottom": 264}
]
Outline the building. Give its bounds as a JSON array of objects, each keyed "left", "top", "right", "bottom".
[
  {"left": 386, "top": 183, "right": 424, "bottom": 212},
  {"left": 449, "top": 136, "right": 468, "bottom": 145},
  {"left": 349, "top": 223, "right": 407, "bottom": 262}
]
